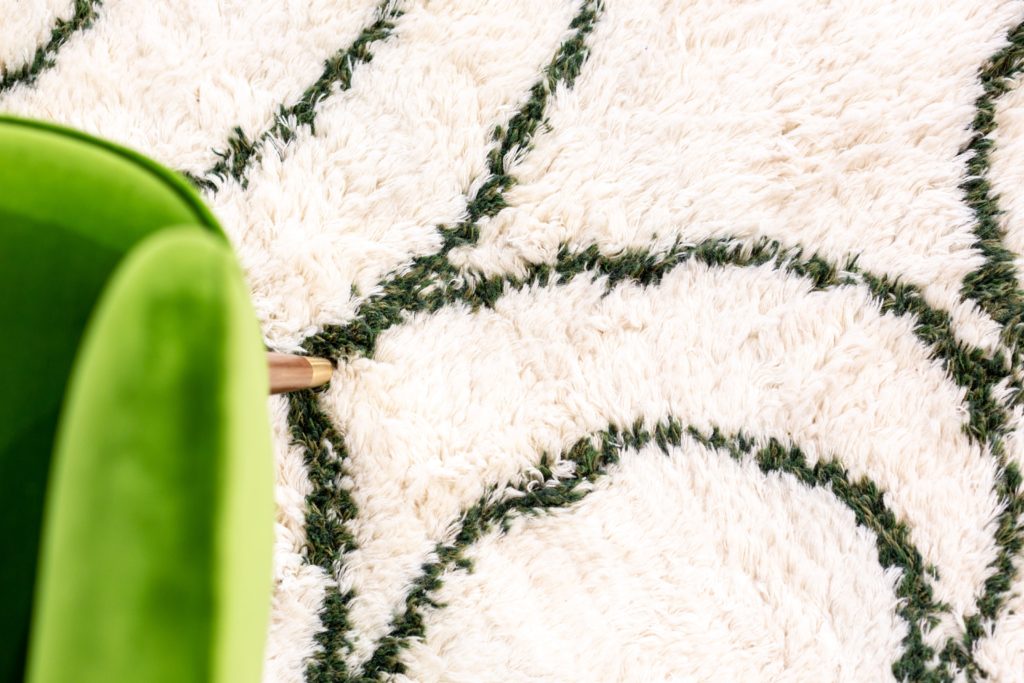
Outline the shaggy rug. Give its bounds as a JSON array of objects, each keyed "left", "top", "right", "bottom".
[{"left": 5, "top": 0, "right": 1024, "bottom": 680}]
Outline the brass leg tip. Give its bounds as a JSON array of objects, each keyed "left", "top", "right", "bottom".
[
  {"left": 307, "top": 357, "right": 334, "bottom": 387},
  {"left": 267, "top": 352, "right": 334, "bottom": 394}
]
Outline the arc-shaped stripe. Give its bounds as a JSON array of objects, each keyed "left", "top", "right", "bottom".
[
  {"left": 970, "top": 29, "right": 1024, "bottom": 678},
  {"left": 940, "top": 18, "right": 1024, "bottom": 673},
  {"left": 988, "top": 74, "right": 1024, "bottom": 290},
  {"left": 305, "top": 235, "right": 1015, "bottom": 445},
  {"left": 287, "top": 3, "right": 604, "bottom": 678},
  {"left": 0, "top": 0, "right": 383, "bottom": 176},
  {"left": 185, "top": 0, "right": 404, "bottom": 191},
  {"left": 445, "top": 0, "right": 1021, "bottom": 353},
  {"left": 360, "top": 421, "right": 942, "bottom": 681},
  {"left": 284, "top": 6, "right": 1024, "bottom": 679},
  {"left": 315, "top": 257, "right": 1005, "bottom": 681},
  {"left": 0, "top": 0, "right": 99, "bottom": 92},
  {"left": 0, "top": 0, "right": 73, "bottom": 73},
  {"left": 303, "top": 235, "right": 1024, "bottom": 677},
  {"left": 299, "top": 232, "right": 1024, "bottom": 675},
  {"left": 214, "top": 0, "right": 596, "bottom": 351},
  {"left": 961, "top": 20, "right": 1024, "bottom": 369}
]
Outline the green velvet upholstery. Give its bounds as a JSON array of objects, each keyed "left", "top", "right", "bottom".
[
  {"left": 27, "top": 229, "right": 272, "bottom": 683},
  {"left": 0, "top": 117, "right": 271, "bottom": 681}
]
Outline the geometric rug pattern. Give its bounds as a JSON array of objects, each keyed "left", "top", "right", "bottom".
[{"left": 4, "top": 1, "right": 1024, "bottom": 680}]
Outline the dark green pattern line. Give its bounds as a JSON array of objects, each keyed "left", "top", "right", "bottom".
[
  {"left": 0, "top": 0, "right": 101, "bottom": 92},
  {"left": 290, "top": 8, "right": 1024, "bottom": 683},
  {"left": 948, "top": 18, "right": 1024, "bottom": 677},
  {"left": 357, "top": 420, "right": 948, "bottom": 681},
  {"left": 302, "top": 0, "right": 604, "bottom": 360},
  {"left": 468, "top": 241, "right": 1019, "bottom": 681},
  {"left": 307, "top": 236, "right": 1011, "bottom": 447},
  {"left": 289, "top": 388, "right": 361, "bottom": 681},
  {"left": 306, "top": 236, "right": 1015, "bottom": 680},
  {"left": 961, "top": 20, "right": 1024, "bottom": 365},
  {"left": 302, "top": 229, "right": 1013, "bottom": 458},
  {"left": 185, "top": 0, "right": 404, "bottom": 192},
  {"left": 294, "top": 3, "right": 605, "bottom": 680}
]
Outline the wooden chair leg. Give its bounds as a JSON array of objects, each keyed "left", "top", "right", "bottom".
[{"left": 267, "top": 353, "right": 333, "bottom": 394}]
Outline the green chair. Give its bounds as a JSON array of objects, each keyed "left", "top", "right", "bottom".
[{"left": 0, "top": 116, "right": 321, "bottom": 682}]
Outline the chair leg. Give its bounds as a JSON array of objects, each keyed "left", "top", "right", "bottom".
[{"left": 267, "top": 353, "right": 333, "bottom": 394}]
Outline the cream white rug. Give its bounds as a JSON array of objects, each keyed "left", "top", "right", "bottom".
[{"left": 5, "top": 1, "right": 1024, "bottom": 680}]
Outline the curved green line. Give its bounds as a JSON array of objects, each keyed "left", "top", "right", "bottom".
[
  {"left": 287, "top": 387, "right": 359, "bottom": 681},
  {"left": 299, "top": 235, "right": 1017, "bottom": 681},
  {"left": 0, "top": 1, "right": 102, "bottom": 93},
  {"left": 305, "top": 234, "right": 1012, "bottom": 450},
  {"left": 960, "top": 19, "right": 1024, "bottom": 366},
  {"left": 948, "top": 18, "right": 1024, "bottom": 677},
  {"left": 185, "top": 0, "right": 405, "bottom": 192},
  {"left": 356, "top": 420, "right": 948, "bottom": 681},
  {"left": 303, "top": 238, "right": 1011, "bottom": 681},
  {"left": 457, "top": 241, "right": 1020, "bottom": 681},
  {"left": 292, "top": 7, "right": 1024, "bottom": 682},
  {"left": 294, "top": 3, "right": 606, "bottom": 680}
]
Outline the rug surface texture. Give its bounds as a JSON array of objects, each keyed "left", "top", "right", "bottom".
[{"left": 6, "top": 1, "right": 1024, "bottom": 681}]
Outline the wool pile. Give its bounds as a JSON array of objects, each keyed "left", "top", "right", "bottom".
[{"left": 4, "top": 1, "right": 1024, "bottom": 680}]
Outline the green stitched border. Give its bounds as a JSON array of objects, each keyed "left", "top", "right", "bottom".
[
  {"left": 355, "top": 420, "right": 946, "bottom": 681},
  {"left": 0, "top": 0, "right": 101, "bottom": 93},
  {"left": 184, "top": 0, "right": 404, "bottom": 192},
  {"left": 295, "top": 3, "right": 605, "bottom": 680}
]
